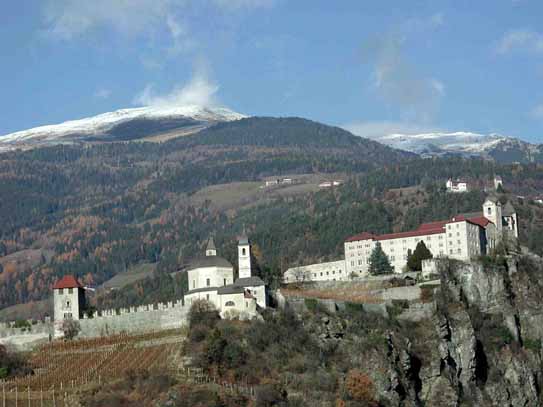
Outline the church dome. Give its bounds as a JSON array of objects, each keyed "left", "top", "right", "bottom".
[{"left": 187, "top": 255, "right": 233, "bottom": 270}]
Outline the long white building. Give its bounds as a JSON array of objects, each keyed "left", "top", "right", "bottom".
[
  {"left": 284, "top": 196, "right": 518, "bottom": 282},
  {"left": 283, "top": 260, "right": 347, "bottom": 283}
]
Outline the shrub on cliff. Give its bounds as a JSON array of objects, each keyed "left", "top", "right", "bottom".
[
  {"left": 344, "top": 369, "right": 378, "bottom": 406},
  {"left": 188, "top": 300, "right": 220, "bottom": 329}
]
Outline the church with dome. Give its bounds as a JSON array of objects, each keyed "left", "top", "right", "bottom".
[{"left": 182, "top": 234, "right": 267, "bottom": 319}]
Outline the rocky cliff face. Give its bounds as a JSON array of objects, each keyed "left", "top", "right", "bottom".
[
  {"left": 303, "top": 255, "right": 543, "bottom": 406},
  {"left": 384, "top": 256, "right": 543, "bottom": 406}
]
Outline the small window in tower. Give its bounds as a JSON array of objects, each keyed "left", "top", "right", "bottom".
[
  {"left": 487, "top": 207, "right": 492, "bottom": 215},
  {"left": 59, "top": 288, "right": 64, "bottom": 295},
  {"left": 206, "top": 278, "right": 210, "bottom": 287},
  {"left": 68, "top": 288, "right": 73, "bottom": 294},
  {"left": 242, "top": 248, "right": 246, "bottom": 256},
  {"left": 66, "top": 301, "right": 70, "bottom": 308},
  {"left": 224, "top": 278, "right": 227, "bottom": 286}
]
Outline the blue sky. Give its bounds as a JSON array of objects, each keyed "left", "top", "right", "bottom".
[{"left": 1, "top": 0, "right": 542, "bottom": 143}]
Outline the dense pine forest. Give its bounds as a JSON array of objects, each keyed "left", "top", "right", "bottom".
[{"left": 1, "top": 117, "right": 543, "bottom": 316}]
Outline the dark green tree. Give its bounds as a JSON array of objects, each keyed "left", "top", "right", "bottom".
[
  {"left": 407, "top": 241, "right": 433, "bottom": 271},
  {"left": 205, "top": 329, "right": 227, "bottom": 367},
  {"left": 368, "top": 242, "right": 393, "bottom": 275}
]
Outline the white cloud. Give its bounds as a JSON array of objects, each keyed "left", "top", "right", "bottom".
[
  {"left": 362, "top": 32, "right": 445, "bottom": 123},
  {"left": 43, "top": 0, "right": 275, "bottom": 40},
  {"left": 404, "top": 12, "right": 445, "bottom": 33},
  {"left": 431, "top": 79, "right": 446, "bottom": 96},
  {"left": 530, "top": 104, "right": 543, "bottom": 119},
  {"left": 496, "top": 29, "right": 543, "bottom": 54},
  {"left": 134, "top": 66, "right": 219, "bottom": 107},
  {"left": 166, "top": 15, "right": 196, "bottom": 55},
  {"left": 357, "top": 14, "right": 446, "bottom": 123},
  {"left": 93, "top": 88, "right": 111, "bottom": 99},
  {"left": 43, "top": 0, "right": 173, "bottom": 40},
  {"left": 343, "top": 121, "right": 442, "bottom": 139}
]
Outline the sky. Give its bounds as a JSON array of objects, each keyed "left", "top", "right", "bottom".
[{"left": 0, "top": 0, "right": 542, "bottom": 143}]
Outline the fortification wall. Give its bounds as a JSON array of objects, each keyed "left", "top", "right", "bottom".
[
  {"left": 0, "top": 299, "right": 191, "bottom": 349},
  {"left": 76, "top": 299, "right": 189, "bottom": 338},
  {"left": 0, "top": 319, "right": 54, "bottom": 351},
  {"left": 374, "top": 285, "right": 421, "bottom": 301}
]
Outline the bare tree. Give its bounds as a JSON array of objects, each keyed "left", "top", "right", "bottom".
[{"left": 62, "top": 319, "right": 81, "bottom": 340}]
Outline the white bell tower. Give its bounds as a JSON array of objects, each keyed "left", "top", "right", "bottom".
[
  {"left": 238, "top": 234, "right": 252, "bottom": 279},
  {"left": 483, "top": 197, "right": 502, "bottom": 232}
]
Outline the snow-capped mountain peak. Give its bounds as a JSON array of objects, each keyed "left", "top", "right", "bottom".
[{"left": 0, "top": 105, "right": 247, "bottom": 151}]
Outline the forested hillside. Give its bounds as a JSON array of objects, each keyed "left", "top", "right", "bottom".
[{"left": 1, "top": 117, "right": 542, "bottom": 315}]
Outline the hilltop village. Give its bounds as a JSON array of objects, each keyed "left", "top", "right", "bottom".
[
  {"left": 0, "top": 174, "right": 541, "bottom": 407},
  {"left": 0, "top": 183, "right": 522, "bottom": 348}
]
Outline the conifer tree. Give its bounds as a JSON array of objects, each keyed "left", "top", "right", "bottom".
[
  {"left": 368, "top": 242, "right": 393, "bottom": 275},
  {"left": 407, "top": 241, "right": 433, "bottom": 271}
]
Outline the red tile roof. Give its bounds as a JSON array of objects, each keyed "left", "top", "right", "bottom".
[
  {"left": 373, "top": 228, "right": 445, "bottom": 241},
  {"left": 53, "top": 275, "right": 83, "bottom": 290},
  {"left": 417, "top": 220, "right": 448, "bottom": 231},
  {"left": 451, "top": 215, "right": 492, "bottom": 228},
  {"left": 345, "top": 232, "right": 375, "bottom": 242},
  {"left": 346, "top": 227, "right": 444, "bottom": 243},
  {"left": 346, "top": 214, "right": 492, "bottom": 243}
]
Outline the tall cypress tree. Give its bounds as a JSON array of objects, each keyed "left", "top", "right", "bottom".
[
  {"left": 407, "top": 241, "right": 433, "bottom": 271},
  {"left": 369, "top": 242, "right": 394, "bottom": 275}
]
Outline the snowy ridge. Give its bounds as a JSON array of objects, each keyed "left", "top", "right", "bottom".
[
  {"left": 376, "top": 131, "right": 508, "bottom": 154},
  {"left": 366, "top": 131, "right": 543, "bottom": 163},
  {"left": 0, "top": 105, "right": 246, "bottom": 151}
]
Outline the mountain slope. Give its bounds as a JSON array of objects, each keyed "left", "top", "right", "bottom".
[
  {"left": 0, "top": 116, "right": 416, "bottom": 310},
  {"left": 367, "top": 131, "right": 543, "bottom": 164},
  {"left": 0, "top": 105, "right": 246, "bottom": 151},
  {"left": 179, "top": 116, "right": 414, "bottom": 153}
]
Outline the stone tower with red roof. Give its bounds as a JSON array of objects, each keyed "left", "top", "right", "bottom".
[{"left": 53, "top": 275, "right": 86, "bottom": 332}]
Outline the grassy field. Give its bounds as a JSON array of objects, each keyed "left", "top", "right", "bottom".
[
  {"left": 281, "top": 285, "right": 383, "bottom": 304},
  {"left": 190, "top": 173, "right": 342, "bottom": 213},
  {"left": 99, "top": 262, "right": 157, "bottom": 290}
]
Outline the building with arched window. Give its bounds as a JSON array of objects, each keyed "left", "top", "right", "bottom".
[{"left": 183, "top": 235, "right": 266, "bottom": 318}]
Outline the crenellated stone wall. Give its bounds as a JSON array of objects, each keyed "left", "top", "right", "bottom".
[
  {"left": 1, "top": 298, "right": 190, "bottom": 349},
  {"left": 76, "top": 299, "right": 189, "bottom": 338}
]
